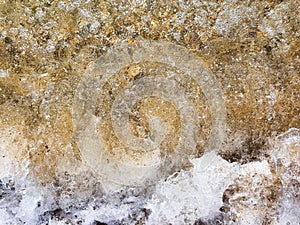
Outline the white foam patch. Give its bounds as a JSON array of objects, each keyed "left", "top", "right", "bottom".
[
  {"left": 272, "top": 129, "right": 300, "bottom": 225},
  {"left": 146, "top": 152, "right": 236, "bottom": 224}
]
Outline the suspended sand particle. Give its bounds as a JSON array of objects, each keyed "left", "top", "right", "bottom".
[{"left": 0, "top": 69, "right": 9, "bottom": 78}]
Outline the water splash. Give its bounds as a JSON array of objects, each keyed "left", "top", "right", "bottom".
[{"left": 72, "top": 39, "right": 226, "bottom": 186}]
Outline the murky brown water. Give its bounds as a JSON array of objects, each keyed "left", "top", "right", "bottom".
[{"left": 0, "top": 0, "right": 299, "bottom": 224}]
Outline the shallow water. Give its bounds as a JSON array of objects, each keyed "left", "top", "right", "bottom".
[{"left": 0, "top": 0, "right": 299, "bottom": 224}]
